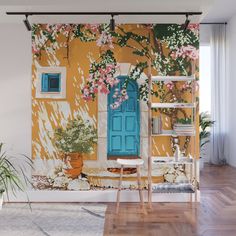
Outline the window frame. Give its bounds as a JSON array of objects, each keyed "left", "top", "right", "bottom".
[{"left": 36, "top": 67, "right": 66, "bottom": 99}]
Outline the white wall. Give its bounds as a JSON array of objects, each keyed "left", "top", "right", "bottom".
[
  {"left": 0, "top": 23, "right": 31, "bottom": 156},
  {"left": 227, "top": 15, "right": 236, "bottom": 167},
  {"left": 200, "top": 24, "right": 211, "bottom": 45}
]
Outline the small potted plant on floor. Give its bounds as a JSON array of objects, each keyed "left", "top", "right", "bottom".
[
  {"left": 199, "top": 112, "right": 215, "bottom": 170},
  {"left": 0, "top": 143, "right": 32, "bottom": 209},
  {"left": 54, "top": 115, "right": 97, "bottom": 179}
]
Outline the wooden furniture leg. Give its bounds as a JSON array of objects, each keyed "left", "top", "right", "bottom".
[
  {"left": 137, "top": 165, "right": 146, "bottom": 214},
  {"left": 116, "top": 165, "right": 123, "bottom": 214}
]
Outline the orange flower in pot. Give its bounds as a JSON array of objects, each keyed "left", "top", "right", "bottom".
[{"left": 54, "top": 116, "right": 97, "bottom": 179}]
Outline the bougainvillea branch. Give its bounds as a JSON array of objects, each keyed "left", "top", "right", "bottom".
[{"left": 81, "top": 50, "right": 119, "bottom": 101}]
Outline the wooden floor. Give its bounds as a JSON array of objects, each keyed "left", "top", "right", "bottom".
[{"left": 104, "top": 164, "right": 236, "bottom": 236}]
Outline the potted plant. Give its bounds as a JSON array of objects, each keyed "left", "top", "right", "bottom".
[
  {"left": 0, "top": 143, "right": 32, "bottom": 209},
  {"left": 199, "top": 112, "right": 215, "bottom": 169},
  {"left": 54, "top": 116, "right": 97, "bottom": 179}
]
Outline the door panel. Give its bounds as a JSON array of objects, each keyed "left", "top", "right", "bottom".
[
  {"left": 125, "top": 135, "right": 136, "bottom": 151},
  {"left": 108, "top": 76, "right": 140, "bottom": 157},
  {"left": 125, "top": 116, "right": 135, "bottom": 131},
  {"left": 111, "top": 135, "right": 122, "bottom": 152},
  {"left": 112, "top": 116, "right": 122, "bottom": 131}
]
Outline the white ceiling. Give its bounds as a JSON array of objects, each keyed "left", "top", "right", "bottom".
[{"left": 0, "top": 0, "right": 235, "bottom": 24}]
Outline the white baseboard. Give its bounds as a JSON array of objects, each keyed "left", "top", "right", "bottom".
[{"left": 6, "top": 190, "right": 200, "bottom": 203}]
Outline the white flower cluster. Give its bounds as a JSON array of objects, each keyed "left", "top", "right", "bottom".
[{"left": 110, "top": 88, "right": 129, "bottom": 109}]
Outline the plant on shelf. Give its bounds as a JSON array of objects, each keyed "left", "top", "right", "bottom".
[
  {"left": 0, "top": 143, "right": 32, "bottom": 208},
  {"left": 176, "top": 117, "right": 192, "bottom": 124},
  {"left": 199, "top": 112, "right": 215, "bottom": 154},
  {"left": 54, "top": 115, "right": 97, "bottom": 179}
]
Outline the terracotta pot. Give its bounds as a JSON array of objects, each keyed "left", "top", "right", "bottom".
[{"left": 63, "top": 153, "right": 83, "bottom": 179}]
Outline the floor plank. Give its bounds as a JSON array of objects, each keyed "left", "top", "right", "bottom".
[{"left": 104, "top": 164, "right": 236, "bottom": 236}]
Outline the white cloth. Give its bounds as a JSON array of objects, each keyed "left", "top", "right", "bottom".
[{"left": 210, "top": 24, "right": 228, "bottom": 165}]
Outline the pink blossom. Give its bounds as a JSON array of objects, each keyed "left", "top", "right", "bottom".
[
  {"left": 113, "top": 78, "right": 120, "bottom": 86},
  {"left": 182, "top": 45, "right": 199, "bottom": 60},
  {"left": 82, "top": 61, "right": 120, "bottom": 103},
  {"left": 106, "top": 64, "right": 115, "bottom": 73},
  {"left": 171, "top": 45, "right": 199, "bottom": 61},
  {"left": 100, "top": 85, "right": 110, "bottom": 94},
  {"left": 96, "top": 31, "right": 114, "bottom": 48},
  {"left": 97, "top": 78, "right": 105, "bottom": 86},
  {"left": 32, "top": 42, "right": 40, "bottom": 54},
  {"left": 83, "top": 95, "right": 93, "bottom": 101},
  {"left": 93, "top": 87, "right": 98, "bottom": 93},
  {"left": 166, "top": 82, "right": 174, "bottom": 90},
  {"left": 182, "top": 82, "right": 191, "bottom": 90},
  {"left": 110, "top": 88, "right": 129, "bottom": 110},
  {"left": 55, "top": 24, "right": 63, "bottom": 32},
  {"left": 187, "top": 24, "right": 199, "bottom": 31},
  {"left": 87, "top": 74, "right": 94, "bottom": 82},
  {"left": 187, "top": 24, "right": 199, "bottom": 36},
  {"left": 84, "top": 24, "right": 100, "bottom": 33},
  {"left": 82, "top": 87, "right": 90, "bottom": 96},
  {"left": 46, "top": 24, "right": 53, "bottom": 33}
]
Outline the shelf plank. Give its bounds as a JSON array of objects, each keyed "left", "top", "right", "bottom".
[
  {"left": 152, "top": 130, "right": 174, "bottom": 136},
  {"left": 152, "top": 75, "right": 195, "bottom": 82},
  {"left": 152, "top": 130, "right": 195, "bottom": 137},
  {"left": 151, "top": 156, "right": 193, "bottom": 165},
  {"left": 151, "top": 103, "right": 196, "bottom": 109}
]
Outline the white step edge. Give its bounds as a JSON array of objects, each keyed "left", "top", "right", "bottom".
[{"left": 5, "top": 190, "right": 200, "bottom": 202}]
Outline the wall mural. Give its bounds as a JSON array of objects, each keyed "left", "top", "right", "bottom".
[{"left": 32, "top": 24, "right": 199, "bottom": 191}]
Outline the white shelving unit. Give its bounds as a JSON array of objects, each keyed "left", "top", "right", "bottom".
[{"left": 147, "top": 61, "right": 198, "bottom": 207}]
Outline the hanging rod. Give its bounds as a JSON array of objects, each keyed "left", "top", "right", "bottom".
[
  {"left": 6, "top": 11, "right": 202, "bottom": 16},
  {"left": 200, "top": 22, "right": 227, "bottom": 25}
]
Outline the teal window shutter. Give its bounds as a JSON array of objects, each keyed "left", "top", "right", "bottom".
[
  {"left": 41, "top": 73, "right": 49, "bottom": 92},
  {"left": 41, "top": 73, "right": 61, "bottom": 92}
]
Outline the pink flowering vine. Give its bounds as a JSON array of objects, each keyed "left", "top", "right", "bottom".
[
  {"left": 171, "top": 45, "right": 199, "bottom": 61},
  {"left": 187, "top": 24, "right": 199, "bottom": 37},
  {"left": 84, "top": 24, "right": 100, "bottom": 34},
  {"left": 82, "top": 63, "right": 120, "bottom": 101},
  {"left": 96, "top": 31, "right": 114, "bottom": 48}
]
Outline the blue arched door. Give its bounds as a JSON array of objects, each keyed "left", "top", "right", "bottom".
[{"left": 108, "top": 76, "right": 140, "bottom": 157}]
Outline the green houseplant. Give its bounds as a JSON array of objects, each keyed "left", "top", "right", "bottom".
[
  {"left": 54, "top": 116, "right": 97, "bottom": 179},
  {"left": 0, "top": 143, "right": 32, "bottom": 208},
  {"left": 199, "top": 112, "right": 215, "bottom": 150},
  {"left": 199, "top": 112, "right": 215, "bottom": 170}
]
